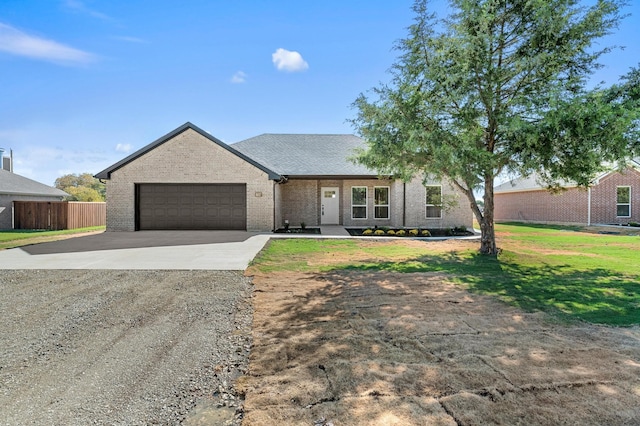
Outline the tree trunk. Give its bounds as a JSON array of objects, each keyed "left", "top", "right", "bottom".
[{"left": 480, "top": 176, "right": 498, "bottom": 255}]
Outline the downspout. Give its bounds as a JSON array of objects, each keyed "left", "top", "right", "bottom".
[
  {"left": 273, "top": 181, "right": 276, "bottom": 232},
  {"left": 403, "top": 182, "right": 406, "bottom": 227},
  {"left": 587, "top": 186, "right": 592, "bottom": 226}
]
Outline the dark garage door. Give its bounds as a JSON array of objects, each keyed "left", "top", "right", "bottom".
[{"left": 137, "top": 183, "right": 247, "bottom": 230}]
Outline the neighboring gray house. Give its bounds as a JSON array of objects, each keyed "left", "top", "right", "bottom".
[
  {"left": 0, "top": 166, "right": 69, "bottom": 229},
  {"left": 95, "top": 122, "right": 472, "bottom": 232}
]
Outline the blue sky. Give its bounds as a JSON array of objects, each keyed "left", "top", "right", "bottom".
[{"left": 1, "top": 0, "right": 639, "bottom": 186}]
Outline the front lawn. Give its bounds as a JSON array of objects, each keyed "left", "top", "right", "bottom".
[
  {"left": 251, "top": 223, "right": 640, "bottom": 325},
  {"left": 0, "top": 226, "right": 105, "bottom": 249}
]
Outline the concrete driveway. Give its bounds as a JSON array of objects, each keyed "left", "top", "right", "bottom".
[{"left": 0, "top": 231, "right": 271, "bottom": 270}]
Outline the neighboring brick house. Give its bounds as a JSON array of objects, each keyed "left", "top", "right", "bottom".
[
  {"left": 494, "top": 161, "right": 640, "bottom": 226},
  {"left": 95, "top": 122, "right": 472, "bottom": 232},
  {"left": 0, "top": 159, "right": 68, "bottom": 229}
]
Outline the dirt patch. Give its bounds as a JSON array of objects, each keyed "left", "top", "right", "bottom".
[{"left": 241, "top": 268, "right": 640, "bottom": 425}]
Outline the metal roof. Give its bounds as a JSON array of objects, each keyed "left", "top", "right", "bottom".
[
  {"left": 231, "top": 133, "right": 377, "bottom": 177},
  {"left": 0, "top": 169, "right": 68, "bottom": 197}
]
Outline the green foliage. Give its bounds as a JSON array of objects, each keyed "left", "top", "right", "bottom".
[
  {"left": 350, "top": 0, "right": 638, "bottom": 255},
  {"left": 55, "top": 173, "right": 106, "bottom": 202}
]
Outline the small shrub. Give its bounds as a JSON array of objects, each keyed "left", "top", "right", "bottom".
[
  {"left": 374, "top": 229, "right": 385, "bottom": 236},
  {"left": 386, "top": 229, "right": 396, "bottom": 235},
  {"left": 409, "top": 229, "right": 419, "bottom": 236},
  {"left": 453, "top": 225, "right": 468, "bottom": 233},
  {"left": 300, "top": 222, "right": 306, "bottom": 230},
  {"left": 396, "top": 229, "right": 406, "bottom": 236},
  {"left": 629, "top": 222, "right": 640, "bottom": 227},
  {"left": 380, "top": 226, "right": 390, "bottom": 232},
  {"left": 420, "top": 229, "right": 431, "bottom": 237},
  {"left": 362, "top": 229, "right": 373, "bottom": 235}
]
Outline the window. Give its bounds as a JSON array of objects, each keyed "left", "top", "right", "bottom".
[
  {"left": 617, "top": 186, "right": 631, "bottom": 217},
  {"left": 425, "top": 185, "right": 442, "bottom": 218},
  {"left": 374, "top": 187, "right": 390, "bottom": 219},
  {"left": 351, "top": 187, "right": 367, "bottom": 219}
]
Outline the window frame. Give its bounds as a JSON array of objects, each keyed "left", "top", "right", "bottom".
[
  {"left": 425, "top": 185, "right": 443, "bottom": 219},
  {"left": 616, "top": 186, "right": 631, "bottom": 218},
  {"left": 374, "top": 186, "right": 390, "bottom": 220},
  {"left": 351, "top": 186, "right": 368, "bottom": 220}
]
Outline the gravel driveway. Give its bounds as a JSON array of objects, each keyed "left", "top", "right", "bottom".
[{"left": 0, "top": 270, "right": 252, "bottom": 425}]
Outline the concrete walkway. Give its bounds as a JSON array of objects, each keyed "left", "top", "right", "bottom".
[{"left": 0, "top": 232, "right": 271, "bottom": 270}]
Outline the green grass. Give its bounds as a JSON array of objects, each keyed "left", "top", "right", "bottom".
[
  {"left": 251, "top": 224, "right": 640, "bottom": 326},
  {"left": 0, "top": 226, "right": 105, "bottom": 249}
]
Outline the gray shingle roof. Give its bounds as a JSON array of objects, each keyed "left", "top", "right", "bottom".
[
  {"left": 0, "top": 169, "right": 68, "bottom": 197},
  {"left": 231, "top": 134, "right": 376, "bottom": 177},
  {"left": 495, "top": 158, "right": 640, "bottom": 193}
]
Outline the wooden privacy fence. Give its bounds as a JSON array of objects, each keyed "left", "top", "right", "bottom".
[{"left": 13, "top": 201, "right": 106, "bottom": 230}]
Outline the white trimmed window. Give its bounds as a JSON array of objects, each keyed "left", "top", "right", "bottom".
[
  {"left": 425, "top": 185, "right": 442, "bottom": 218},
  {"left": 374, "top": 187, "right": 390, "bottom": 219},
  {"left": 617, "top": 186, "right": 631, "bottom": 217},
  {"left": 351, "top": 186, "right": 367, "bottom": 219}
]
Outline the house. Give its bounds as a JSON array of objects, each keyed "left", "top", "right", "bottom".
[
  {"left": 494, "top": 161, "right": 640, "bottom": 226},
  {"left": 95, "top": 122, "right": 472, "bottom": 232},
  {"left": 0, "top": 157, "right": 69, "bottom": 229}
]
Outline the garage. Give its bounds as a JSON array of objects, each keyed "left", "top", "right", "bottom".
[{"left": 136, "top": 183, "right": 246, "bottom": 230}]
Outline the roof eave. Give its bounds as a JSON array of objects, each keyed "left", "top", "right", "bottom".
[{"left": 283, "top": 174, "right": 389, "bottom": 180}]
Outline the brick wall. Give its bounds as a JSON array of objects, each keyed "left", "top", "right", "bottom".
[
  {"left": 494, "top": 188, "right": 588, "bottom": 224},
  {"left": 279, "top": 180, "right": 319, "bottom": 227},
  {"left": 274, "top": 176, "right": 472, "bottom": 229},
  {"left": 591, "top": 169, "right": 640, "bottom": 225},
  {"left": 495, "top": 168, "right": 640, "bottom": 225},
  {"left": 105, "top": 128, "right": 274, "bottom": 231},
  {"left": 403, "top": 176, "right": 472, "bottom": 229}
]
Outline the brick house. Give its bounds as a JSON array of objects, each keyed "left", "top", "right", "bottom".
[
  {"left": 494, "top": 162, "right": 640, "bottom": 226},
  {"left": 95, "top": 122, "right": 472, "bottom": 232}
]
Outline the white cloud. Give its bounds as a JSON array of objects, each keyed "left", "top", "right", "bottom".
[
  {"left": 231, "top": 71, "right": 247, "bottom": 84},
  {"left": 272, "top": 48, "right": 309, "bottom": 72},
  {"left": 0, "top": 23, "right": 95, "bottom": 65},
  {"left": 13, "top": 145, "right": 110, "bottom": 186},
  {"left": 115, "top": 143, "right": 133, "bottom": 153},
  {"left": 63, "top": 0, "right": 112, "bottom": 21}
]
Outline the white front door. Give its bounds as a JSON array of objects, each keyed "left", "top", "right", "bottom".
[{"left": 321, "top": 187, "right": 339, "bottom": 224}]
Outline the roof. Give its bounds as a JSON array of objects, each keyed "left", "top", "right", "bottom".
[
  {"left": 231, "top": 134, "right": 377, "bottom": 177},
  {"left": 95, "top": 122, "right": 281, "bottom": 180},
  {"left": 0, "top": 169, "right": 69, "bottom": 197},
  {"left": 495, "top": 158, "right": 640, "bottom": 194},
  {"left": 493, "top": 174, "right": 577, "bottom": 193}
]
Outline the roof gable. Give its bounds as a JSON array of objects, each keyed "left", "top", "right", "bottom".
[
  {"left": 231, "top": 134, "right": 376, "bottom": 177},
  {"left": 95, "top": 122, "right": 281, "bottom": 180},
  {"left": 0, "top": 169, "right": 69, "bottom": 197}
]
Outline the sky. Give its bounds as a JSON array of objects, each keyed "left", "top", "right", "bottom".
[{"left": 1, "top": 0, "right": 639, "bottom": 187}]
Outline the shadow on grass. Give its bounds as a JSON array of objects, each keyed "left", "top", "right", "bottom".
[
  {"left": 342, "top": 252, "right": 640, "bottom": 326},
  {"left": 498, "top": 221, "right": 584, "bottom": 232}
]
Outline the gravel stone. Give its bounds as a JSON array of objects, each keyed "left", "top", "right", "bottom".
[{"left": 0, "top": 270, "right": 253, "bottom": 425}]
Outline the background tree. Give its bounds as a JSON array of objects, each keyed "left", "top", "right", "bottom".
[
  {"left": 351, "top": 0, "right": 639, "bottom": 255},
  {"left": 55, "top": 173, "right": 106, "bottom": 202}
]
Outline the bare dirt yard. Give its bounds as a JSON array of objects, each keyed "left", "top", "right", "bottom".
[
  {"left": 241, "top": 241, "right": 640, "bottom": 425},
  {"left": 0, "top": 270, "right": 252, "bottom": 425}
]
